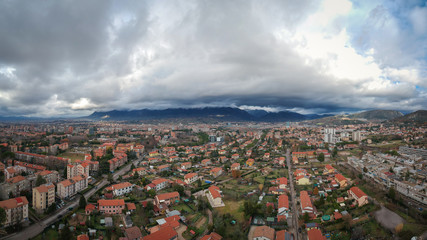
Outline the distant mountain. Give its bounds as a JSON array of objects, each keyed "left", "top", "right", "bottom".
[
  {"left": 245, "top": 110, "right": 268, "bottom": 118},
  {"left": 88, "top": 107, "right": 255, "bottom": 121},
  {"left": 348, "top": 110, "right": 403, "bottom": 120},
  {"left": 391, "top": 110, "right": 427, "bottom": 124},
  {"left": 261, "top": 111, "right": 307, "bottom": 122},
  {"left": 304, "top": 110, "right": 404, "bottom": 125},
  {"left": 86, "top": 107, "right": 330, "bottom": 122}
]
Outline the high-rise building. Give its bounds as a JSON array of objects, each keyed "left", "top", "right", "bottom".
[
  {"left": 0, "top": 197, "right": 29, "bottom": 227},
  {"left": 32, "top": 183, "right": 55, "bottom": 212}
]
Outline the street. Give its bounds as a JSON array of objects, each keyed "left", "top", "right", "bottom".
[
  {"left": 3, "top": 158, "right": 137, "bottom": 240},
  {"left": 285, "top": 149, "right": 300, "bottom": 240}
]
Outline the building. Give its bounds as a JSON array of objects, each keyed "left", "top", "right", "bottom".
[
  {"left": 124, "top": 226, "right": 143, "bottom": 240},
  {"left": 154, "top": 192, "right": 180, "bottom": 207},
  {"left": 0, "top": 197, "right": 29, "bottom": 227},
  {"left": 142, "top": 226, "right": 178, "bottom": 240},
  {"left": 275, "top": 230, "right": 293, "bottom": 240},
  {"left": 277, "top": 194, "right": 289, "bottom": 221},
  {"left": 210, "top": 167, "right": 223, "bottom": 178},
  {"left": 146, "top": 178, "right": 169, "bottom": 191},
  {"left": 277, "top": 177, "right": 288, "bottom": 189},
  {"left": 300, "top": 191, "right": 314, "bottom": 213},
  {"left": 107, "top": 182, "right": 134, "bottom": 196},
  {"left": 132, "top": 167, "right": 146, "bottom": 176},
  {"left": 200, "top": 232, "right": 223, "bottom": 240},
  {"left": 36, "top": 170, "right": 59, "bottom": 184},
  {"left": 253, "top": 225, "right": 275, "bottom": 240},
  {"left": 184, "top": 173, "right": 198, "bottom": 184},
  {"left": 98, "top": 199, "right": 125, "bottom": 214},
  {"left": 334, "top": 174, "right": 348, "bottom": 188},
  {"left": 307, "top": 229, "right": 326, "bottom": 240},
  {"left": 230, "top": 163, "right": 240, "bottom": 171},
  {"left": 0, "top": 175, "right": 31, "bottom": 200},
  {"left": 207, "top": 186, "right": 223, "bottom": 208},
  {"left": 32, "top": 183, "right": 55, "bottom": 213},
  {"left": 347, "top": 187, "right": 368, "bottom": 207},
  {"left": 57, "top": 174, "right": 88, "bottom": 199},
  {"left": 67, "top": 163, "right": 90, "bottom": 179}
]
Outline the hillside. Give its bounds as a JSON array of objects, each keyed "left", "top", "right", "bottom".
[
  {"left": 349, "top": 110, "right": 403, "bottom": 120},
  {"left": 391, "top": 110, "right": 427, "bottom": 124},
  {"left": 86, "top": 107, "right": 329, "bottom": 122}
]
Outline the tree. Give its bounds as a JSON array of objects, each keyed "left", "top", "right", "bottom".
[
  {"left": 302, "top": 212, "right": 310, "bottom": 222},
  {"left": 147, "top": 189, "right": 156, "bottom": 198},
  {"left": 60, "top": 225, "right": 72, "bottom": 240},
  {"left": 79, "top": 195, "right": 87, "bottom": 209},
  {"left": 0, "top": 207, "right": 6, "bottom": 224},
  {"left": 317, "top": 153, "right": 325, "bottom": 162},
  {"left": 231, "top": 170, "right": 241, "bottom": 178},
  {"left": 388, "top": 187, "right": 396, "bottom": 200},
  {"left": 313, "top": 187, "right": 319, "bottom": 195},
  {"left": 46, "top": 203, "right": 57, "bottom": 214},
  {"left": 107, "top": 174, "right": 113, "bottom": 183},
  {"left": 363, "top": 167, "right": 368, "bottom": 173},
  {"left": 35, "top": 175, "right": 47, "bottom": 187}
]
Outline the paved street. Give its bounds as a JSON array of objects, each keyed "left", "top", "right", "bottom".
[
  {"left": 3, "top": 158, "right": 137, "bottom": 240},
  {"left": 285, "top": 149, "right": 300, "bottom": 240}
]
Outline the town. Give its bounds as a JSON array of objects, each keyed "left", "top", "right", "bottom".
[{"left": 0, "top": 118, "right": 425, "bottom": 240}]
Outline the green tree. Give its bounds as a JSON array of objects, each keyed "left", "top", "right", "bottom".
[
  {"left": 0, "top": 207, "right": 6, "bottom": 224},
  {"left": 79, "top": 195, "right": 87, "bottom": 209},
  {"left": 388, "top": 187, "right": 396, "bottom": 200},
  {"left": 107, "top": 174, "right": 113, "bottom": 183},
  {"left": 35, "top": 175, "right": 47, "bottom": 187},
  {"left": 147, "top": 189, "right": 156, "bottom": 198},
  {"left": 60, "top": 225, "right": 72, "bottom": 240},
  {"left": 317, "top": 153, "right": 325, "bottom": 162},
  {"left": 63, "top": 167, "right": 67, "bottom": 179}
]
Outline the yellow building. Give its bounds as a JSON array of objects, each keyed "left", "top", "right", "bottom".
[
  {"left": 32, "top": 183, "right": 55, "bottom": 212},
  {"left": 296, "top": 176, "right": 310, "bottom": 185}
]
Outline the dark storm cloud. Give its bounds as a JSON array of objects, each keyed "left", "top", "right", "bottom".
[{"left": 0, "top": 0, "right": 425, "bottom": 117}]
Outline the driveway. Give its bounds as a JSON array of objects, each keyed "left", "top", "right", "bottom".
[{"left": 176, "top": 224, "right": 187, "bottom": 240}]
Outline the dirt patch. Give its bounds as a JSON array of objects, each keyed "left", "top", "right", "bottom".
[
  {"left": 176, "top": 224, "right": 187, "bottom": 240},
  {"left": 374, "top": 205, "right": 405, "bottom": 232},
  {"left": 68, "top": 213, "right": 87, "bottom": 226},
  {"left": 247, "top": 225, "right": 257, "bottom": 240},
  {"left": 195, "top": 216, "right": 207, "bottom": 228}
]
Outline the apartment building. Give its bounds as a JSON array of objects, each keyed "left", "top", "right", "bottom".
[
  {"left": 184, "top": 173, "right": 198, "bottom": 184},
  {"left": 107, "top": 182, "right": 134, "bottom": 196},
  {"left": 98, "top": 199, "right": 125, "bottom": 214},
  {"left": 0, "top": 197, "right": 29, "bottom": 227},
  {"left": 32, "top": 183, "right": 55, "bottom": 212},
  {"left": 57, "top": 174, "right": 88, "bottom": 199},
  {"left": 300, "top": 191, "right": 314, "bottom": 213}
]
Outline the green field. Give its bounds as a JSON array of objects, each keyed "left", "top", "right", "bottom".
[
  {"left": 58, "top": 152, "right": 85, "bottom": 161},
  {"left": 216, "top": 200, "right": 245, "bottom": 222}
]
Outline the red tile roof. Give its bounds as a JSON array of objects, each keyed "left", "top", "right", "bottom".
[
  {"left": 142, "top": 226, "right": 177, "bottom": 240},
  {"left": 98, "top": 199, "right": 125, "bottom": 207},
  {"left": 300, "top": 191, "right": 313, "bottom": 210},
  {"left": 349, "top": 187, "right": 367, "bottom": 199}
]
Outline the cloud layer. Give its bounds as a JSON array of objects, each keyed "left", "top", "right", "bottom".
[{"left": 0, "top": 0, "right": 426, "bottom": 117}]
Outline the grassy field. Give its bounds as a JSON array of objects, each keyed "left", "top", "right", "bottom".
[
  {"left": 58, "top": 152, "right": 85, "bottom": 161},
  {"left": 216, "top": 200, "right": 245, "bottom": 222}
]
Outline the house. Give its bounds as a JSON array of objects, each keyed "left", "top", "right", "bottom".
[
  {"left": 184, "top": 173, "right": 198, "bottom": 184},
  {"left": 296, "top": 175, "right": 310, "bottom": 185},
  {"left": 123, "top": 215, "right": 133, "bottom": 228},
  {"left": 200, "top": 232, "right": 223, "bottom": 240},
  {"left": 132, "top": 167, "right": 146, "bottom": 176},
  {"left": 201, "top": 159, "right": 211, "bottom": 166},
  {"left": 347, "top": 187, "right": 368, "bottom": 207},
  {"left": 85, "top": 204, "right": 96, "bottom": 215},
  {"left": 307, "top": 229, "right": 326, "bottom": 240},
  {"left": 210, "top": 167, "right": 223, "bottom": 178},
  {"left": 277, "top": 177, "right": 288, "bottom": 189},
  {"left": 127, "top": 203, "right": 136, "bottom": 212},
  {"left": 76, "top": 234, "right": 90, "bottom": 240},
  {"left": 300, "top": 191, "right": 314, "bottom": 213},
  {"left": 125, "top": 226, "right": 143, "bottom": 240},
  {"left": 0, "top": 197, "right": 29, "bottom": 227},
  {"left": 32, "top": 183, "right": 55, "bottom": 213},
  {"left": 107, "top": 182, "right": 133, "bottom": 196},
  {"left": 324, "top": 164, "right": 335, "bottom": 174},
  {"left": 230, "top": 163, "right": 240, "bottom": 171},
  {"left": 180, "top": 162, "right": 192, "bottom": 170},
  {"left": 277, "top": 194, "right": 289, "bottom": 221},
  {"left": 253, "top": 225, "right": 275, "bottom": 240},
  {"left": 98, "top": 199, "right": 125, "bottom": 214},
  {"left": 158, "top": 164, "right": 170, "bottom": 172},
  {"left": 334, "top": 174, "right": 348, "bottom": 188},
  {"left": 146, "top": 178, "right": 169, "bottom": 191},
  {"left": 207, "top": 186, "right": 223, "bottom": 208},
  {"left": 246, "top": 159, "right": 255, "bottom": 167},
  {"left": 142, "top": 226, "right": 177, "bottom": 240},
  {"left": 154, "top": 192, "right": 180, "bottom": 207}
]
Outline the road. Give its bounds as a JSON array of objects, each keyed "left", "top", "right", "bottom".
[
  {"left": 285, "top": 149, "right": 299, "bottom": 240},
  {"left": 3, "top": 158, "right": 137, "bottom": 240}
]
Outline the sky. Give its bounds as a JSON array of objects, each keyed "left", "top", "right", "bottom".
[{"left": 0, "top": 0, "right": 426, "bottom": 117}]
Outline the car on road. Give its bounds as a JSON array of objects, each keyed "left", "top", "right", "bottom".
[{"left": 57, "top": 214, "right": 63, "bottom": 219}]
